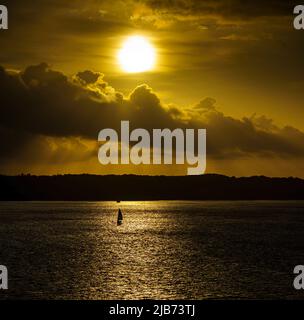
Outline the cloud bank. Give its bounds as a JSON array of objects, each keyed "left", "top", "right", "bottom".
[{"left": 0, "top": 63, "right": 304, "bottom": 175}]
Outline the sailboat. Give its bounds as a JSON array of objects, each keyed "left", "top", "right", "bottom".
[{"left": 117, "top": 208, "right": 123, "bottom": 226}]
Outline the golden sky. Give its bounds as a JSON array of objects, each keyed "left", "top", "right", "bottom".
[{"left": 1, "top": 0, "right": 304, "bottom": 177}]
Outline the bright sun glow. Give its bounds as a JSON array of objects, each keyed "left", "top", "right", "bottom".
[{"left": 118, "top": 36, "right": 156, "bottom": 73}]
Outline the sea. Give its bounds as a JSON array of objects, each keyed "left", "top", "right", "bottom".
[{"left": 0, "top": 201, "right": 304, "bottom": 300}]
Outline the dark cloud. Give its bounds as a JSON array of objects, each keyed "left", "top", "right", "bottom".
[
  {"left": 2, "top": 0, "right": 132, "bottom": 34},
  {"left": 195, "top": 98, "right": 217, "bottom": 112},
  {"left": 143, "top": 0, "right": 296, "bottom": 19},
  {"left": 194, "top": 111, "right": 304, "bottom": 159},
  {"left": 1, "top": 63, "right": 304, "bottom": 172},
  {"left": 76, "top": 70, "right": 104, "bottom": 85}
]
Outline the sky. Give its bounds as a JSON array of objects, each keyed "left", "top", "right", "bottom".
[{"left": 0, "top": 0, "right": 304, "bottom": 177}]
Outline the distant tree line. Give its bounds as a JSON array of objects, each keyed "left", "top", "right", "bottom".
[{"left": 0, "top": 174, "right": 303, "bottom": 201}]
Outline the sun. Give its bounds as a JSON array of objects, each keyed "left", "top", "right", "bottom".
[{"left": 118, "top": 36, "right": 156, "bottom": 73}]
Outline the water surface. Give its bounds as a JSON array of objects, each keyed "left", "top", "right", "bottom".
[{"left": 0, "top": 201, "right": 304, "bottom": 299}]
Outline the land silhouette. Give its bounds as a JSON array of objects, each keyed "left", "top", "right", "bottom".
[{"left": 0, "top": 174, "right": 303, "bottom": 201}]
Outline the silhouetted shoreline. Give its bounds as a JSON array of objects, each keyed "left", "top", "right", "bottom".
[{"left": 0, "top": 174, "right": 303, "bottom": 201}]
